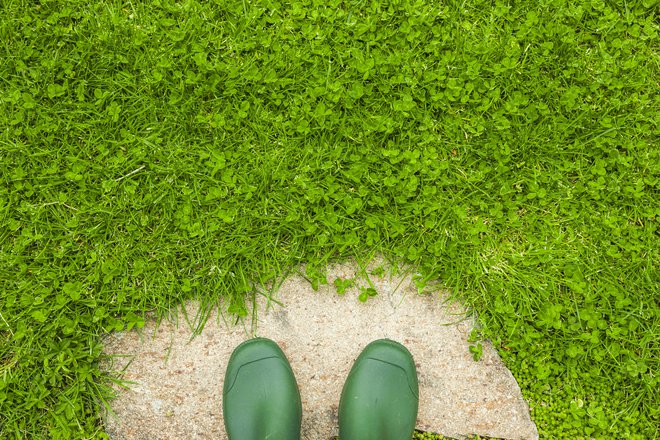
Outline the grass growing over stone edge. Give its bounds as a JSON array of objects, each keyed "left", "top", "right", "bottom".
[{"left": 1, "top": 0, "right": 658, "bottom": 438}]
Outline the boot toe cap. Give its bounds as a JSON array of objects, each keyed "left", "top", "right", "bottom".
[
  {"left": 223, "top": 338, "right": 290, "bottom": 394},
  {"left": 359, "top": 339, "right": 418, "bottom": 396}
]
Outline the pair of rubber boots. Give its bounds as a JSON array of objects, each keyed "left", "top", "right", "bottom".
[{"left": 223, "top": 337, "right": 419, "bottom": 440}]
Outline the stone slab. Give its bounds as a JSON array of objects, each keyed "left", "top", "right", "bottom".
[{"left": 100, "top": 261, "right": 538, "bottom": 440}]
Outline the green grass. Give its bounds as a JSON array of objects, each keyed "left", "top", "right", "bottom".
[{"left": 1, "top": 0, "right": 658, "bottom": 438}]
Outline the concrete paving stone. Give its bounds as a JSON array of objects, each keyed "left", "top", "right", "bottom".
[{"left": 100, "top": 260, "right": 538, "bottom": 440}]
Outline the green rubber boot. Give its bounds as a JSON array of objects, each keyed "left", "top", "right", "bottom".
[
  {"left": 339, "top": 339, "right": 419, "bottom": 440},
  {"left": 222, "top": 338, "right": 302, "bottom": 440}
]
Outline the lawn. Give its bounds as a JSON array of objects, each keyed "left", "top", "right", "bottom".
[{"left": 0, "top": 0, "right": 658, "bottom": 438}]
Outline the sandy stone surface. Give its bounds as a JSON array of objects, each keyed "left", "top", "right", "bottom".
[{"left": 100, "top": 260, "right": 538, "bottom": 440}]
